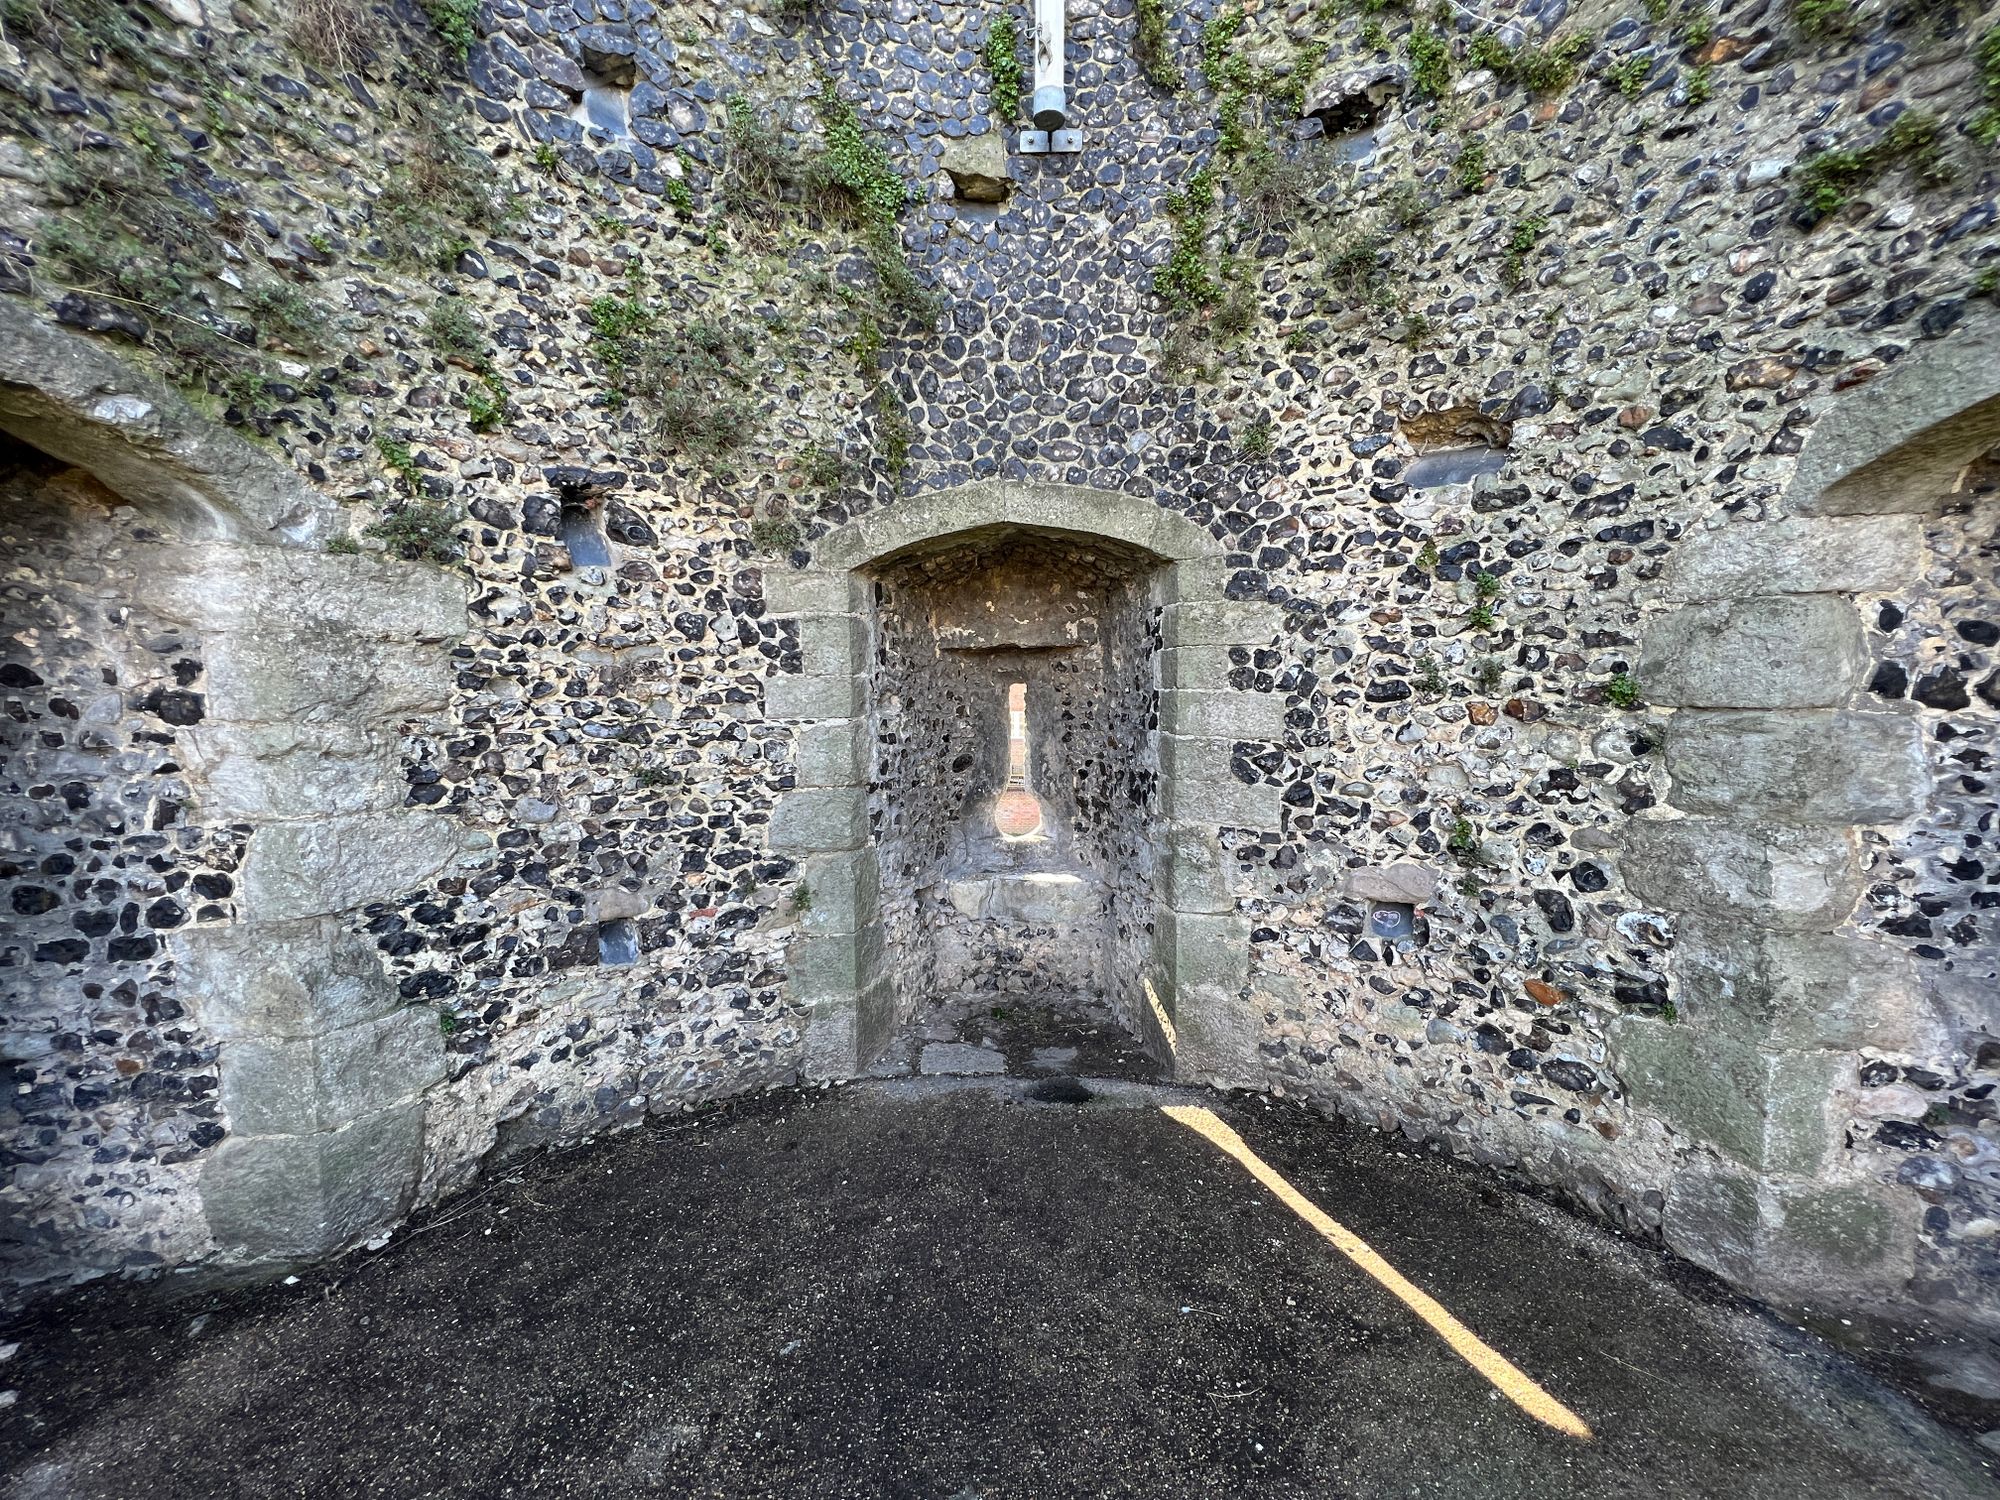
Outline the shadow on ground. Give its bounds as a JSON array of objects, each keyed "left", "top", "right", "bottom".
[{"left": 1, "top": 1082, "right": 1991, "bottom": 1500}]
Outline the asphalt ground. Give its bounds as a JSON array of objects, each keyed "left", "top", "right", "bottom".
[{"left": 1, "top": 1077, "right": 1992, "bottom": 1500}]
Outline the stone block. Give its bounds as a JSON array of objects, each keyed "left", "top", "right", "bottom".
[
  {"left": 1162, "top": 826, "right": 1231, "bottom": 914},
  {"left": 1161, "top": 769, "right": 1281, "bottom": 830},
  {"left": 202, "top": 635, "right": 456, "bottom": 725},
  {"left": 1664, "top": 710, "right": 1927, "bottom": 823},
  {"left": 1767, "top": 1183, "right": 1916, "bottom": 1281},
  {"left": 1165, "top": 556, "right": 1241, "bottom": 604},
  {"left": 1662, "top": 516, "right": 1923, "bottom": 601},
  {"left": 176, "top": 917, "right": 401, "bottom": 1040},
  {"left": 1161, "top": 601, "right": 1282, "bottom": 648},
  {"left": 798, "top": 848, "right": 880, "bottom": 935},
  {"left": 786, "top": 922, "right": 885, "bottom": 1002},
  {"left": 793, "top": 719, "right": 867, "bottom": 788},
  {"left": 947, "top": 872, "right": 1095, "bottom": 923},
  {"left": 1160, "top": 689, "right": 1285, "bottom": 740},
  {"left": 1639, "top": 596, "right": 1864, "bottom": 709},
  {"left": 799, "top": 996, "right": 857, "bottom": 1083},
  {"left": 855, "top": 971, "right": 897, "bottom": 1068},
  {"left": 1609, "top": 1016, "right": 1843, "bottom": 1176},
  {"left": 794, "top": 613, "right": 867, "bottom": 676},
  {"left": 1619, "top": 819, "right": 1859, "bottom": 932},
  {"left": 767, "top": 786, "right": 868, "bottom": 853},
  {"left": 1342, "top": 863, "right": 1438, "bottom": 905},
  {"left": 1159, "top": 644, "right": 1236, "bottom": 691},
  {"left": 762, "top": 569, "right": 858, "bottom": 616},
  {"left": 220, "top": 1005, "right": 445, "bottom": 1135},
  {"left": 939, "top": 132, "right": 1011, "bottom": 201},
  {"left": 920, "top": 1041, "right": 1007, "bottom": 1074},
  {"left": 0, "top": 304, "right": 341, "bottom": 544},
  {"left": 764, "top": 671, "right": 865, "bottom": 721},
  {"left": 239, "top": 813, "right": 474, "bottom": 923},
  {"left": 152, "top": 548, "right": 468, "bottom": 641},
  {"left": 1675, "top": 921, "right": 1925, "bottom": 1052},
  {"left": 201, "top": 1099, "right": 424, "bottom": 1259},
  {"left": 1661, "top": 1159, "right": 1762, "bottom": 1287},
  {"left": 180, "top": 723, "right": 403, "bottom": 819},
  {"left": 1156, "top": 909, "right": 1253, "bottom": 996}
]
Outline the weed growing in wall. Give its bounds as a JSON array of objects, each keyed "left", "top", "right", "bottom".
[
  {"left": 1, "top": 0, "right": 152, "bottom": 70},
  {"left": 1792, "top": 111, "right": 1953, "bottom": 225},
  {"left": 1791, "top": 0, "right": 1855, "bottom": 42},
  {"left": 984, "top": 13, "right": 1026, "bottom": 120},
  {"left": 1606, "top": 672, "right": 1642, "bottom": 709},
  {"left": 464, "top": 376, "right": 508, "bottom": 432},
  {"left": 289, "top": 0, "right": 377, "bottom": 72},
  {"left": 749, "top": 514, "right": 804, "bottom": 553},
  {"left": 373, "top": 110, "right": 513, "bottom": 272},
  {"left": 1236, "top": 141, "right": 1341, "bottom": 232},
  {"left": 33, "top": 146, "right": 318, "bottom": 418},
  {"left": 1407, "top": 25, "right": 1452, "bottom": 101},
  {"left": 724, "top": 95, "right": 801, "bottom": 216},
  {"left": 1971, "top": 24, "right": 2000, "bottom": 146},
  {"left": 628, "top": 321, "right": 762, "bottom": 454},
  {"left": 419, "top": 0, "right": 481, "bottom": 64},
  {"left": 809, "top": 77, "right": 909, "bottom": 231},
  {"left": 875, "top": 383, "right": 915, "bottom": 476},
  {"left": 1156, "top": 167, "right": 1221, "bottom": 313},
  {"left": 366, "top": 501, "right": 461, "bottom": 563},
  {"left": 1455, "top": 140, "right": 1490, "bottom": 194},
  {"left": 425, "top": 298, "right": 490, "bottom": 364},
  {"left": 376, "top": 435, "right": 425, "bottom": 494},
  {"left": 1239, "top": 414, "right": 1274, "bottom": 457},
  {"left": 1604, "top": 54, "right": 1652, "bottom": 99},
  {"left": 1321, "top": 229, "right": 1393, "bottom": 309},
  {"left": 1501, "top": 214, "right": 1548, "bottom": 288},
  {"left": 1468, "top": 30, "right": 1593, "bottom": 97},
  {"left": 1136, "top": 0, "right": 1182, "bottom": 88}
]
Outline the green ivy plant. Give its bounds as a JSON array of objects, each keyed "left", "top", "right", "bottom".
[{"left": 984, "top": 13, "right": 1026, "bottom": 120}]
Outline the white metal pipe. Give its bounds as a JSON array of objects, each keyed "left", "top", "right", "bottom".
[{"left": 1032, "top": 0, "right": 1066, "bottom": 129}]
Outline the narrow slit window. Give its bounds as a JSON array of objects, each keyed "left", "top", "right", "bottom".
[
  {"left": 560, "top": 500, "right": 614, "bottom": 568},
  {"left": 993, "top": 681, "right": 1046, "bottom": 838},
  {"left": 597, "top": 918, "right": 638, "bottom": 966}
]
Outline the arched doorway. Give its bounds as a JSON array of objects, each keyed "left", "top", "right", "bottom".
[{"left": 762, "top": 482, "right": 1286, "bottom": 1085}]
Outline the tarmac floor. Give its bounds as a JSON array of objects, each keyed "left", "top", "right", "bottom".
[{"left": 0, "top": 1075, "right": 1993, "bottom": 1500}]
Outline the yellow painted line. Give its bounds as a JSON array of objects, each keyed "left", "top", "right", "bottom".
[{"left": 1162, "top": 1104, "right": 1594, "bottom": 1441}]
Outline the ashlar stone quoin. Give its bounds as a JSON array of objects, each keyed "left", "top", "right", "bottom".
[{"left": 0, "top": 0, "right": 1995, "bottom": 1413}]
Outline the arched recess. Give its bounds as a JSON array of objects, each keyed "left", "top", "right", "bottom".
[
  {"left": 760, "top": 481, "right": 1284, "bottom": 1085},
  {"left": 1613, "top": 310, "right": 2000, "bottom": 1319},
  {"left": 0, "top": 300, "right": 472, "bottom": 1289}
]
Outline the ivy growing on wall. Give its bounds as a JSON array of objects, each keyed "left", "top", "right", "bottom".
[{"left": 984, "top": 13, "right": 1025, "bottom": 120}]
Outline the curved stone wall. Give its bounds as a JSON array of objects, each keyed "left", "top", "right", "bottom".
[{"left": 0, "top": 0, "right": 1994, "bottom": 1390}]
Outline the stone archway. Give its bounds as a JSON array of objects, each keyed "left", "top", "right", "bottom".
[
  {"left": 1614, "top": 311, "right": 2000, "bottom": 1314},
  {"left": 0, "top": 302, "right": 471, "bottom": 1282},
  {"left": 760, "top": 482, "right": 1284, "bottom": 1085}
]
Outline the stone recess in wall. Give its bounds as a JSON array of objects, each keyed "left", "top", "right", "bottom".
[{"left": 762, "top": 481, "right": 1281, "bottom": 1086}]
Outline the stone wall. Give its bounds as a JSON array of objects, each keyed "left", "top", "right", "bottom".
[{"left": 0, "top": 0, "right": 1994, "bottom": 1395}]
